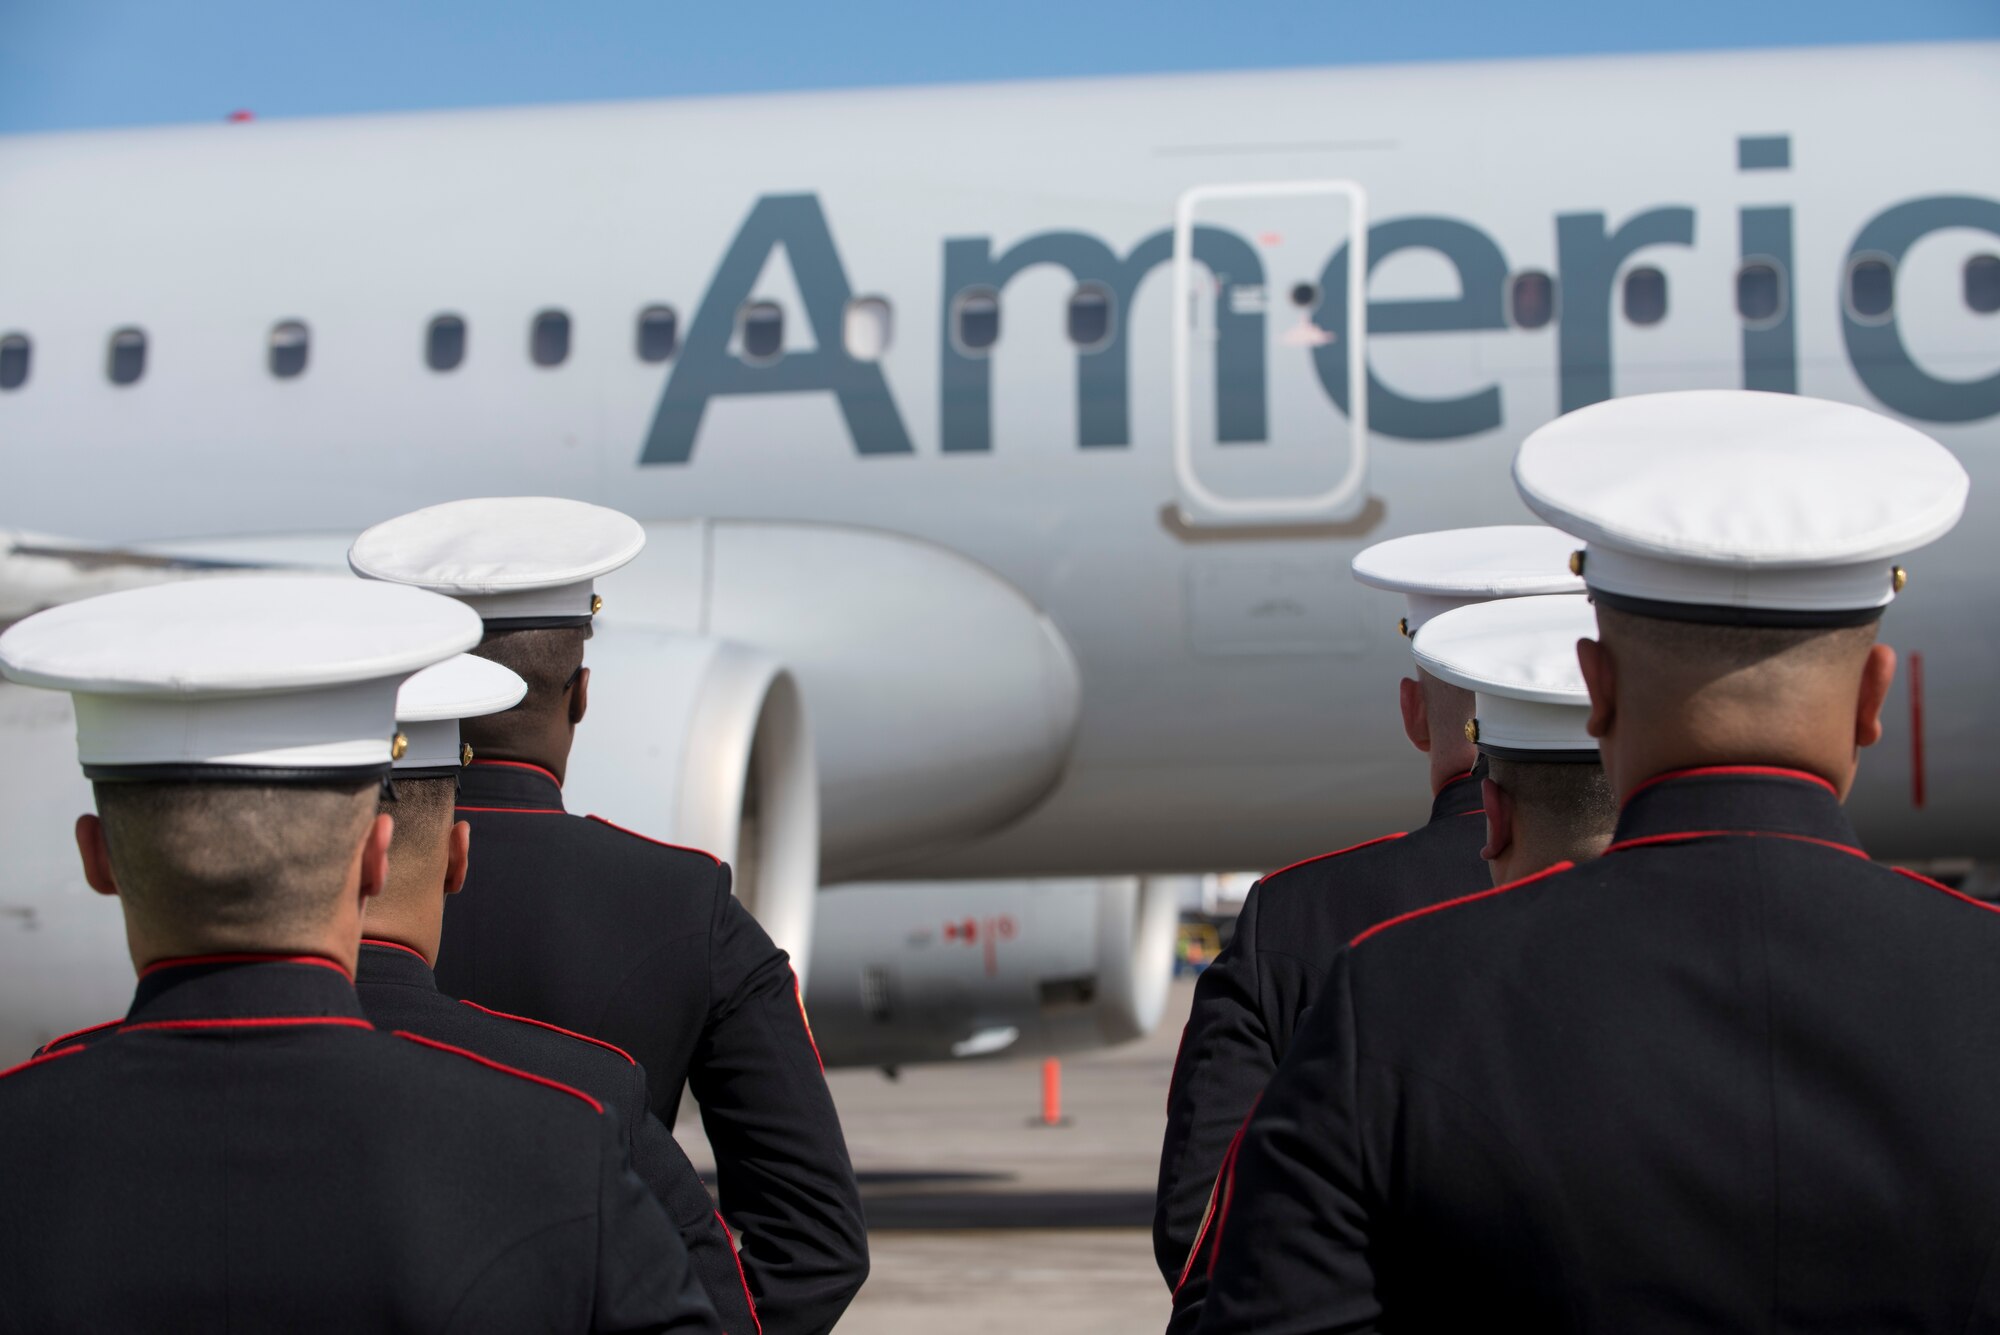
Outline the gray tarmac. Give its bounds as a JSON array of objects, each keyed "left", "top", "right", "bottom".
[{"left": 677, "top": 977, "right": 1198, "bottom": 1334}]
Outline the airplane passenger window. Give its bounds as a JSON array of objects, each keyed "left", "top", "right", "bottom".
[
  {"left": 427, "top": 315, "right": 466, "bottom": 372},
  {"left": 1966, "top": 255, "right": 2000, "bottom": 315},
  {"left": 636, "top": 305, "right": 678, "bottom": 362},
  {"left": 268, "top": 320, "right": 309, "bottom": 379},
  {"left": 843, "top": 296, "right": 893, "bottom": 362},
  {"left": 1067, "top": 283, "right": 1114, "bottom": 350},
  {"left": 531, "top": 309, "right": 571, "bottom": 367},
  {"left": 1847, "top": 257, "right": 1894, "bottom": 323},
  {"left": 1622, "top": 267, "right": 1667, "bottom": 326},
  {"left": 107, "top": 328, "right": 146, "bottom": 386},
  {"left": 0, "top": 334, "right": 29, "bottom": 391},
  {"left": 953, "top": 289, "right": 1000, "bottom": 354},
  {"left": 739, "top": 301, "right": 783, "bottom": 363},
  {"left": 1735, "top": 263, "right": 1784, "bottom": 327},
  {"left": 1509, "top": 271, "right": 1556, "bottom": 329}
]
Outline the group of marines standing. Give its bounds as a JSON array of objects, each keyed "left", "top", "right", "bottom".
[
  {"left": 0, "top": 497, "right": 866, "bottom": 1333},
  {"left": 1158, "top": 388, "right": 2000, "bottom": 1331},
  {"left": 0, "top": 385, "right": 1994, "bottom": 1333}
]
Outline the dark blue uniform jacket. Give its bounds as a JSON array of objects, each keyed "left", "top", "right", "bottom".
[{"left": 1199, "top": 768, "right": 2000, "bottom": 1334}]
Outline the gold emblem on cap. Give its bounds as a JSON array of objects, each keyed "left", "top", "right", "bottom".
[
  {"left": 1397, "top": 616, "right": 1409, "bottom": 638},
  {"left": 1464, "top": 718, "right": 1480, "bottom": 743},
  {"left": 1891, "top": 566, "right": 1908, "bottom": 594},
  {"left": 590, "top": 594, "right": 604, "bottom": 615},
  {"left": 1568, "top": 550, "right": 1586, "bottom": 577},
  {"left": 460, "top": 742, "right": 475, "bottom": 767},
  {"left": 390, "top": 732, "right": 408, "bottom": 761}
]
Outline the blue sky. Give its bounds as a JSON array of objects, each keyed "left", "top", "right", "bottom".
[{"left": 3, "top": 0, "right": 1995, "bottom": 134}]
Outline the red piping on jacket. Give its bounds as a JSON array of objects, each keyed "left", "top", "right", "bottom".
[
  {"left": 585, "top": 815, "right": 724, "bottom": 865},
  {"left": 36, "top": 1016, "right": 122, "bottom": 1055},
  {"left": 1894, "top": 866, "right": 2000, "bottom": 918},
  {"left": 456, "top": 805, "right": 567, "bottom": 815},
  {"left": 792, "top": 972, "right": 824, "bottom": 1072},
  {"left": 138, "top": 952, "right": 352, "bottom": 980},
  {"left": 466, "top": 758, "right": 564, "bottom": 788},
  {"left": 119, "top": 1015, "right": 374, "bottom": 1035},
  {"left": 0, "top": 1045, "right": 83, "bottom": 1083},
  {"left": 714, "top": 1210, "right": 764, "bottom": 1335},
  {"left": 1190, "top": 1094, "right": 1263, "bottom": 1290},
  {"left": 393, "top": 1031, "right": 604, "bottom": 1113},
  {"left": 360, "top": 937, "right": 432, "bottom": 965},
  {"left": 1602, "top": 829, "right": 1869, "bottom": 859},
  {"left": 1626, "top": 765, "right": 1838, "bottom": 801},
  {"left": 1349, "top": 860, "right": 1575, "bottom": 949},
  {"left": 1259, "top": 831, "right": 1406, "bottom": 884},
  {"left": 457, "top": 1000, "right": 637, "bottom": 1065}
]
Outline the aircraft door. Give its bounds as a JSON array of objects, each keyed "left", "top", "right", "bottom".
[{"left": 1170, "top": 181, "right": 1368, "bottom": 528}]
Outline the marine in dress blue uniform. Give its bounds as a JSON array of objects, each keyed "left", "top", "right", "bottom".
[
  {"left": 1198, "top": 390, "right": 2000, "bottom": 1333},
  {"left": 351, "top": 499, "right": 868, "bottom": 1335},
  {"left": 1156, "top": 527, "right": 1582, "bottom": 1298},
  {"left": 0, "top": 577, "right": 716, "bottom": 1335}
]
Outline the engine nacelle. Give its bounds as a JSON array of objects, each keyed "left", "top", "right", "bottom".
[
  {"left": 565, "top": 628, "right": 821, "bottom": 987},
  {"left": 803, "top": 874, "right": 1184, "bottom": 1068}
]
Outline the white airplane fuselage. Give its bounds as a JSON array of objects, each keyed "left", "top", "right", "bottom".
[{"left": 1, "top": 42, "right": 1997, "bottom": 1051}]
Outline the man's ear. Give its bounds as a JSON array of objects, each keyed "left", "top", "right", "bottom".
[
  {"left": 1398, "top": 677, "right": 1432, "bottom": 754},
  {"left": 1577, "top": 637, "right": 1616, "bottom": 740},
  {"left": 358, "top": 813, "right": 394, "bottom": 903},
  {"left": 75, "top": 814, "right": 119, "bottom": 898},
  {"left": 1855, "top": 642, "right": 1898, "bottom": 751},
  {"left": 1479, "top": 778, "right": 1514, "bottom": 863},
  {"left": 443, "top": 820, "right": 471, "bottom": 896},
  {"left": 568, "top": 666, "right": 590, "bottom": 728}
]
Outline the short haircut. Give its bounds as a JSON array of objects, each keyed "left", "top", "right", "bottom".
[
  {"left": 1486, "top": 756, "right": 1618, "bottom": 846},
  {"left": 380, "top": 775, "right": 459, "bottom": 859},
  {"left": 463, "top": 626, "right": 588, "bottom": 753},
  {"left": 93, "top": 780, "right": 377, "bottom": 938},
  {"left": 1594, "top": 606, "right": 1879, "bottom": 680}
]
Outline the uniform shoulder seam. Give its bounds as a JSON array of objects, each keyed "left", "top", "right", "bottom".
[
  {"left": 456, "top": 1000, "right": 638, "bottom": 1065},
  {"left": 393, "top": 1030, "right": 606, "bottom": 1113},
  {"left": 1350, "top": 859, "right": 1574, "bottom": 948},
  {"left": 1260, "top": 831, "right": 1408, "bottom": 884},
  {"left": 0, "top": 1045, "right": 84, "bottom": 1083},
  {"left": 1892, "top": 866, "right": 2000, "bottom": 917},
  {"left": 583, "top": 814, "right": 723, "bottom": 865},
  {"left": 34, "top": 1016, "right": 122, "bottom": 1057}
]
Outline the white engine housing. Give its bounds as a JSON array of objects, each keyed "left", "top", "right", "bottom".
[
  {"left": 804, "top": 874, "right": 1184, "bottom": 1068},
  {"left": 565, "top": 629, "right": 821, "bottom": 985}
]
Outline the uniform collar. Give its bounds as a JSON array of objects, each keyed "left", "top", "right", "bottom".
[
  {"left": 357, "top": 939, "right": 440, "bottom": 991},
  {"left": 1610, "top": 766, "right": 1862, "bottom": 853},
  {"left": 1430, "top": 756, "right": 1488, "bottom": 823},
  {"left": 125, "top": 955, "right": 367, "bottom": 1030},
  {"left": 457, "top": 758, "right": 568, "bottom": 811}
]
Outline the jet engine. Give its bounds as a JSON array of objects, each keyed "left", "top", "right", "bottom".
[
  {"left": 565, "top": 628, "right": 821, "bottom": 986},
  {"left": 803, "top": 874, "right": 1185, "bottom": 1068}
]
